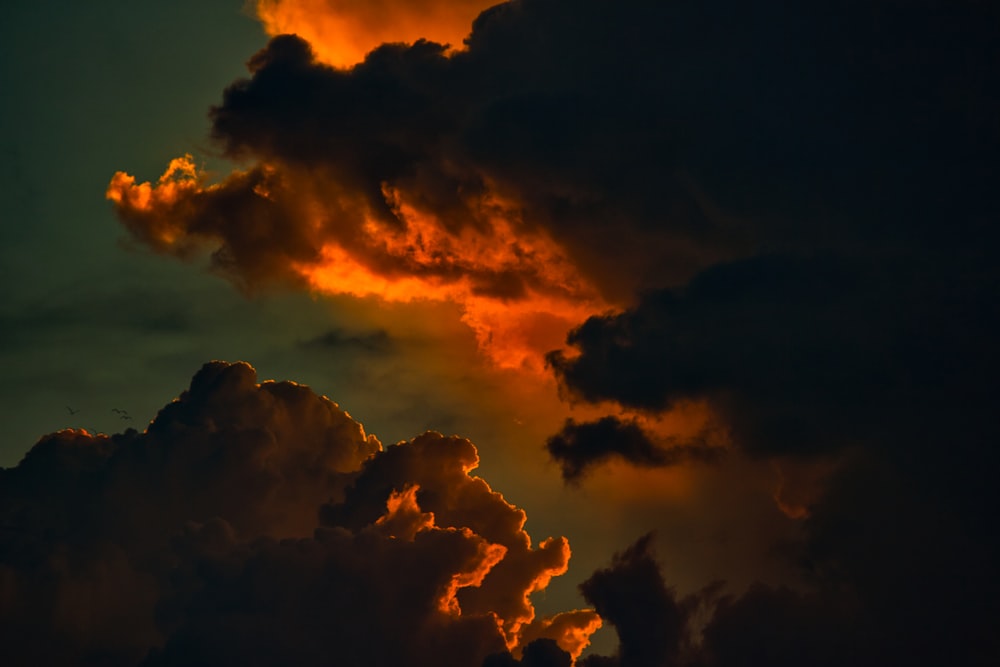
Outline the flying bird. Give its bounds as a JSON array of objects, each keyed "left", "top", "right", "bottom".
[
  {"left": 111, "top": 408, "right": 132, "bottom": 421},
  {"left": 65, "top": 406, "right": 79, "bottom": 415}
]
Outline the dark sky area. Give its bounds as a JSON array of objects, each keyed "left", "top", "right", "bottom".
[{"left": 2, "top": 1, "right": 999, "bottom": 665}]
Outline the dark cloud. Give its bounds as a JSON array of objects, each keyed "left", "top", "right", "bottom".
[
  {"left": 792, "top": 455, "right": 1000, "bottom": 666},
  {"left": 0, "top": 362, "right": 599, "bottom": 666},
  {"left": 114, "top": 0, "right": 996, "bottom": 297},
  {"left": 574, "top": 523, "right": 1000, "bottom": 667},
  {"left": 299, "top": 326, "right": 393, "bottom": 355},
  {"left": 546, "top": 416, "right": 721, "bottom": 482},
  {"left": 695, "top": 584, "right": 859, "bottom": 667},
  {"left": 548, "top": 254, "right": 895, "bottom": 458},
  {"left": 548, "top": 247, "right": 1000, "bottom": 663},
  {"left": 577, "top": 534, "right": 697, "bottom": 667},
  {"left": 484, "top": 638, "right": 573, "bottom": 667},
  {"left": 547, "top": 250, "right": 1000, "bottom": 520}
]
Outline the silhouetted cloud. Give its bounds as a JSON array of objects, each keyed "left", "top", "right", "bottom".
[
  {"left": 577, "top": 534, "right": 700, "bottom": 667},
  {"left": 300, "top": 326, "right": 393, "bottom": 355},
  {"left": 546, "top": 416, "right": 721, "bottom": 482},
  {"left": 484, "top": 638, "right": 573, "bottom": 667},
  {"left": 572, "top": 463, "right": 1000, "bottom": 667},
  {"left": 0, "top": 362, "right": 599, "bottom": 666}
]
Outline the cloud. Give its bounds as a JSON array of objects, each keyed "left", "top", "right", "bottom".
[
  {"left": 253, "top": 0, "right": 495, "bottom": 68},
  {"left": 577, "top": 534, "right": 699, "bottom": 667},
  {"left": 547, "top": 254, "right": 885, "bottom": 459},
  {"left": 567, "top": 452, "right": 1000, "bottom": 667},
  {"left": 299, "top": 326, "right": 394, "bottom": 355},
  {"left": 546, "top": 416, "right": 722, "bottom": 482},
  {"left": 0, "top": 361, "right": 599, "bottom": 665}
]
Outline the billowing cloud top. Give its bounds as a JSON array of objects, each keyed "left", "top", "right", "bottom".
[{"left": 0, "top": 362, "right": 599, "bottom": 665}]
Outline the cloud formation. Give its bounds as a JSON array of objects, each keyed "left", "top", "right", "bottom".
[
  {"left": 100, "top": 1, "right": 1000, "bottom": 663},
  {"left": 0, "top": 362, "right": 599, "bottom": 665}
]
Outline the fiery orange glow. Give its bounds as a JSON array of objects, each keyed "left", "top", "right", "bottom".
[
  {"left": 438, "top": 529, "right": 509, "bottom": 616},
  {"left": 109, "top": 156, "right": 606, "bottom": 370},
  {"left": 374, "top": 484, "right": 437, "bottom": 539},
  {"left": 300, "top": 189, "right": 606, "bottom": 371},
  {"left": 253, "top": 0, "right": 496, "bottom": 68},
  {"left": 303, "top": 244, "right": 602, "bottom": 371},
  {"left": 518, "top": 610, "right": 604, "bottom": 661},
  {"left": 106, "top": 155, "right": 204, "bottom": 251}
]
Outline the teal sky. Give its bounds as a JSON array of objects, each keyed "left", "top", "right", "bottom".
[{"left": 1, "top": 1, "right": 267, "bottom": 462}]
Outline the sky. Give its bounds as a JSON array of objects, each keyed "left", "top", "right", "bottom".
[{"left": 1, "top": 1, "right": 998, "bottom": 666}]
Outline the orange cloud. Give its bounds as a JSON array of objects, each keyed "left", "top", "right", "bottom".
[
  {"left": 253, "top": 0, "right": 496, "bottom": 68},
  {"left": 108, "top": 157, "right": 607, "bottom": 371}
]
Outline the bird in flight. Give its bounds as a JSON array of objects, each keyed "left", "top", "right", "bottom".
[
  {"left": 111, "top": 408, "right": 132, "bottom": 421},
  {"left": 66, "top": 406, "right": 79, "bottom": 415}
]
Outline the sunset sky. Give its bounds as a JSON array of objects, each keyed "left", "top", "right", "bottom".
[{"left": 2, "top": 1, "right": 998, "bottom": 665}]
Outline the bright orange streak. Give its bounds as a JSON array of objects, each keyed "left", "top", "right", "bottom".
[
  {"left": 303, "top": 243, "right": 602, "bottom": 371},
  {"left": 109, "top": 157, "right": 608, "bottom": 371},
  {"left": 518, "top": 610, "right": 604, "bottom": 662},
  {"left": 254, "top": 0, "right": 496, "bottom": 68},
  {"left": 299, "top": 192, "right": 606, "bottom": 371},
  {"left": 374, "top": 484, "right": 436, "bottom": 539}
]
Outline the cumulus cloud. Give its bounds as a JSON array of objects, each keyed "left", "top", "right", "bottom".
[{"left": 0, "top": 362, "right": 599, "bottom": 666}]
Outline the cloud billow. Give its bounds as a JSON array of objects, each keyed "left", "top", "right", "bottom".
[{"left": 0, "top": 362, "right": 599, "bottom": 666}]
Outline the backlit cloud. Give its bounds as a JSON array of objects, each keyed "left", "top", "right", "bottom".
[
  {"left": 253, "top": 0, "right": 495, "bottom": 68},
  {"left": 0, "top": 362, "right": 599, "bottom": 665}
]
